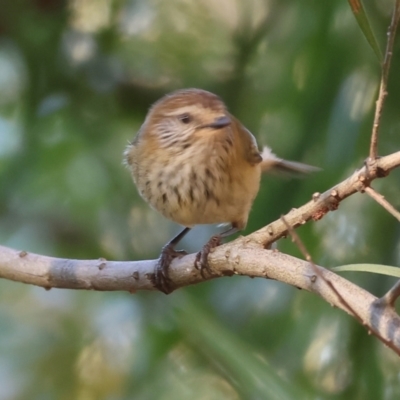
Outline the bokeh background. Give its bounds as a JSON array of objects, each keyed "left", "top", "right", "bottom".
[{"left": 1, "top": 0, "right": 400, "bottom": 399}]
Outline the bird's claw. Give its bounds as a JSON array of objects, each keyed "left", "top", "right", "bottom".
[
  {"left": 195, "top": 235, "right": 222, "bottom": 278},
  {"left": 154, "top": 246, "right": 188, "bottom": 294}
]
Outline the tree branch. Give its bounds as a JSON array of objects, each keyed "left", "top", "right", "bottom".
[
  {"left": 2, "top": 233, "right": 400, "bottom": 351},
  {"left": 249, "top": 151, "right": 400, "bottom": 246},
  {"left": 1, "top": 152, "right": 398, "bottom": 294},
  {"left": 1, "top": 1, "right": 400, "bottom": 355}
]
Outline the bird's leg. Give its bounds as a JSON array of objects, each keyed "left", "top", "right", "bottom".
[
  {"left": 195, "top": 225, "right": 239, "bottom": 278},
  {"left": 154, "top": 227, "right": 191, "bottom": 294}
]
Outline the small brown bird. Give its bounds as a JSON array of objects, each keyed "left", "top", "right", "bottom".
[{"left": 124, "top": 88, "right": 318, "bottom": 293}]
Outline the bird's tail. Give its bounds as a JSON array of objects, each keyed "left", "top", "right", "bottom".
[{"left": 260, "top": 146, "right": 320, "bottom": 176}]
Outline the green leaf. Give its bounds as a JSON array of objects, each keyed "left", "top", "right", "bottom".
[
  {"left": 332, "top": 264, "right": 400, "bottom": 277},
  {"left": 348, "top": 0, "right": 383, "bottom": 60}
]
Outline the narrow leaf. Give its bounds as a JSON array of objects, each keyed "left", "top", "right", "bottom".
[
  {"left": 332, "top": 264, "right": 400, "bottom": 277},
  {"left": 348, "top": 0, "right": 383, "bottom": 60}
]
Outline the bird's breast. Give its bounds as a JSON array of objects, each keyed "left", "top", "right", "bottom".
[{"left": 131, "top": 138, "right": 261, "bottom": 227}]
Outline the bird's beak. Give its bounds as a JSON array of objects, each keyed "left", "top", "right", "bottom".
[{"left": 200, "top": 116, "right": 231, "bottom": 130}]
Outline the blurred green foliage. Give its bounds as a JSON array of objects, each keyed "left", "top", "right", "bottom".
[{"left": 0, "top": 0, "right": 400, "bottom": 398}]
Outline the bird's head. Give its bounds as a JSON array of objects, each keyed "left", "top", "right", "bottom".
[{"left": 143, "top": 88, "right": 231, "bottom": 147}]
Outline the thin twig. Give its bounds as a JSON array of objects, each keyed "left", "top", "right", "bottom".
[
  {"left": 280, "top": 216, "right": 314, "bottom": 264},
  {"left": 250, "top": 151, "right": 400, "bottom": 247},
  {"left": 377, "top": 280, "right": 400, "bottom": 308},
  {"left": 364, "top": 186, "right": 400, "bottom": 222},
  {"left": 369, "top": 0, "right": 400, "bottom": 160},
  {"left": 281, "top": 216, "right": 359, "bottom": 319},
  {"left": 281, "top": 215, "right": 400, "bottom": 356}
]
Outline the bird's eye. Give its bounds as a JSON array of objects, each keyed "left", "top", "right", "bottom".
[{"left": 179, "top": 114, "right": 191, "bottom": 124}]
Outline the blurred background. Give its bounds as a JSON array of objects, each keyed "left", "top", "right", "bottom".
[{"left": 0, "top": 0, "right": 400, "bottom": 398}]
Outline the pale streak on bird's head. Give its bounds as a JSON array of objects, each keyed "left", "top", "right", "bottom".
[{"left": 143, "top": 88, "right": 231, "bottom": 147}]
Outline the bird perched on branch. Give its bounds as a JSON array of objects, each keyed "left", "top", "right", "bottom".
[{"left": 124, "top": 88, "right": 318, "bottom": 293}]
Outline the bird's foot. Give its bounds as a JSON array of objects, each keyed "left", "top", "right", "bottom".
[
  {"left": 154, "top": 245, "right": 187, "bottom": 294},
  {"left": 195, "top": 235, "right": 222, "bottom": 278}
]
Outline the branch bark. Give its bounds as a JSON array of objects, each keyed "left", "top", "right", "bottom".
[{"left": 2, "top": 231, "right": 400, "bottom": 350}]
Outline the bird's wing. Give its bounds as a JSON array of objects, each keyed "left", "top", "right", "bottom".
[{"left": 230, "top": 114, "right": 262, "bottom": 166}]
